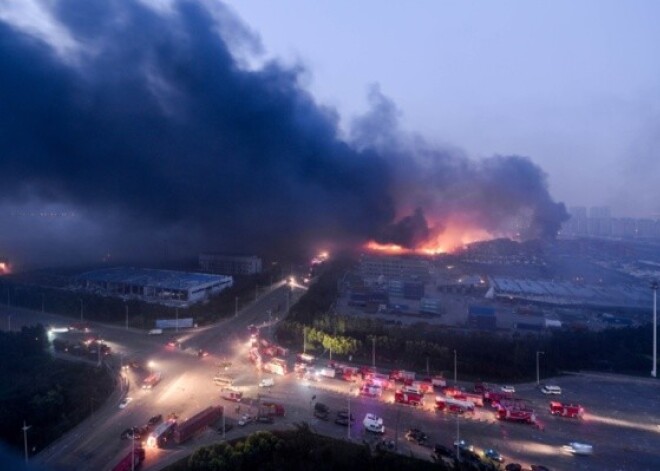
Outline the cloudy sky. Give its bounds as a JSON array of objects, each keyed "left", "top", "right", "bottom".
[
  {"left": 0, "top": 0, "right": 657, "bottom": 268},
  {"left": 226, "top": 0, "right": 660, "bottom": 217}
]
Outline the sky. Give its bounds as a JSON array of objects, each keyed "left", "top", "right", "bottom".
[
  {"left": 225, "top": 0, "right": 660, "bottom": 217},
  {"left": 0, "top": 0, "right": 657, "bottom": 268}
]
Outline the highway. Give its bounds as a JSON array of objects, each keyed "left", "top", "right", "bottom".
[{"left": 2, "top": 281, "right": 660, "bottom": 471}]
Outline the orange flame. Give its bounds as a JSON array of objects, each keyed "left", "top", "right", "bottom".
[
  {"left": 365, "top": 220, "right": 494, "bottom": 255},
  {"left": 0, "top": 262, "right": 10, "bottom": 275}
]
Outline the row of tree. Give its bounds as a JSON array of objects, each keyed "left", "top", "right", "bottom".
[
  {"left": 0, "top": 325, "right": 114, "bottom": 458},
  {"left": 277, "top": 259, "right": 656, "bottom": 382}
]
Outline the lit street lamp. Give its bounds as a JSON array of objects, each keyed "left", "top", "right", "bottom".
[
  {"left": 652, "top": 281, "right": 658, "bottom": 378},
  {"left": 536, "top": 351, "right": 545, "bottom": 385}
]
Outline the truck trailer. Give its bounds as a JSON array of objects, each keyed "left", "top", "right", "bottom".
[
  {"left": 550, "top": 401, "right": 584, "bottom": 418},
  {"left": 495, "top": 400, "right": 536, "bottom": 424},
  {"left": 147, "top": 419, "right": 177, "bottom": 448},
  {"left": 395, "top": 390, "right": 424, "bottom": 407},
  {"left": 435, "top": 396, "right": 475, "bottom": 414},
  {"left": 174, "top": 406, "right": 223, "bottom": 444}
]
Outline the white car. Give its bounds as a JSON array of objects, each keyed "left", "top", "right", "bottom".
[
  {"left": 541, "top": 384, "right": 562, "bottom": 395},
  {"left": 562, "top": 442, "right": 593, "bottom": 455},
  {"left": 238, "top": 414, "right": 254, "bottom": 426},
  {"left": 119, "top": 397, "right": 133, "bottom": 409},
  {"left": 500, "top": 385, "right": 516, "bottom": 394},
  {"left": 363, "top": 413, "right": 385, "bottom": 434},
  {"left": 259, "top": 377, "right": 275, "bottom": 388}
]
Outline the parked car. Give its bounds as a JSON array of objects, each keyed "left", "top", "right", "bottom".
[
  {"left": 433, "top": 444, "right": 454, "bottom": 459},
  {"left": 562, "top": 442, "right": 593, "bottom": 455},
  {"left": 119, "top": 397, "right": 133, "bottom": 409},
  {"left": 217, "top": 423, "right": 234, "bottom": 434},
  {"left": 504, "top": 464, "right": 522, "bottom": 471},
  {"left": 363, "top": 413, "right": 385, "bottom": 434},
  {"left": 238, "top": 414, "right": 254, "bottom": 426},
  {"left": 405, "top": 428, "right": 428, "bottom": 445},
  {"left": 314, "top": 402, "right": 330, "bottom": 420},
  {"left": 259, "top": 377, "right": 275, "bottom": 388},
  {"left": 530, "top": 466, "right": 551, "bottom": 471},
  {"left": 334, "top": 410, "right": 355, "bottom": 426},
  {"left": 453, "top": 439, "right": 474, "bottom": 452},
  {"left": 500, "top": 385, "right": 516, "bottom": 394},
  {"left": 483, "top": 448, "right": 504, "bottom": 462},
  {"left": 256, "top": 415, "right": 274, "bottom": 424},
  {"left": 541, "top": 384, "right": 562, "bottom": 395}
]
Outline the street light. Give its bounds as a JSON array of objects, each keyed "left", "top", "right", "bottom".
[
  {"left": 125, "top": 304, "right": 129, "bottom": 331},
  {"left": 453, "top": 349, "right": 457, "bottom": 385},
  {"left": 79, "top": 299, "right": 84, "bottom": 323},
  {"left": 372, "top": 337, "right": 376, "bottom": 369},
  {"left": 536, "top": 351, "right": 545, "bottom": 385},
  {"left": 235, "top": 296, "right": 239, "bottom": 317},
  {"left": 22, "top": 420, "right": 31, "bottom": 463},
  {"left": 175, "top": 308, "right": 179, "bottom": 333},
  {"left": 652, "top": 281, "right": 658, "bottom": 378},
  {"left": 347, "top": 387, "right": 354, "bottom": 440}
]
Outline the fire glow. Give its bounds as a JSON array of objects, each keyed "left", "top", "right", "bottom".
[
  {"left": 0, "top": 261, "right": 10, "bottom": 275},
  {"left": 366, "top": 221, "right": 494, "bottom": 255}
]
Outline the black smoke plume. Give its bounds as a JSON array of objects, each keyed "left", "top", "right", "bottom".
[{"left": 0, "top": 1, "right": 566, "bottom": 267}]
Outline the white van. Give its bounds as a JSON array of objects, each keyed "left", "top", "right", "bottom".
[
  {"left": 541, "top": 384, "right": 562, "bottom": 395},
  {"left": 148, "top": 329, "right": 163, "bottom": 335},
  {"left": 363, "top": 413, "right": 385, "bottom": 434}
]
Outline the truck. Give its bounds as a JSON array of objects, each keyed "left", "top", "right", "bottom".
[
  {"left": 454, "top": 392, "right": 484, "bottom": 407},
  {"left": 148, "top": 329, "right": 163, "bottom": 335},
  {"left": 431, "top": 376, "right": 447, "bottom": 388},
  {"left": 394, "top": 390, "right": 424, "bottom": 407},
  {"left": 146, "top": 419, "right": 177, "bottom": 448},
  {"left": 318, "top": 367, "right": 336, "bottom": 378},
  {"left": 389, "top": 370, "right": 415, "bottom": 382},
  {"left": 263, "top": 358, "right": 288, "bottom": 375},
  {"left": 366, "top": 372, "right": 391, "bottom": 390},
  {"left": 360, "top": 382, "right": 383, "bottom": 398},
  {"left": 173, "top": 405, "right": 223, "bottom": 444},
  {"left": 549, "top": 401, "right": 584, "bottom": 419},
  {"left": 259, "top": 402, "right": 286, "bottom": 417},
  {"left": 221, "top": 389, "right": 243, "bottom": 402},
  {"left": 435, "top": 396, "right": 475, "bottom": 414},
  {"left": 142, "top": 371, "right": 162, "bottom": 389},
  {"left": 403, "top": 379, "right": 433, "bottom": 394},
  {"left": 495, "top": 400, "right": 536, "bottom": 424},
  {"left": 111, "top": 446, "right": 146, "bottom": 471}
]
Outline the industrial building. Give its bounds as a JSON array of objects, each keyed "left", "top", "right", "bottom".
[
  {"left": 199, "top": 253, "right": 262, "bottom": 275},
  {"left": 77, "top": 267, "right": 233, "bottom": 306},
  {"left": 359, "top": 254, "right": 430, "bottom": 281}
]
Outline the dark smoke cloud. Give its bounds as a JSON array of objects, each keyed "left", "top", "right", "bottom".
[
  {"left": 352, "top": 86, "right": 568, "bottom": 246},
  {"left": 0, "top": 1, "right": 566, "bottom": 267}
]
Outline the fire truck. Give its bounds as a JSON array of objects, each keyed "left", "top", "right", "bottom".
[
  {"left": 395, "top": 390, "right": 424, "bottom": 407},
  {"left": 259, "top": 402, "right": 286, "bottom": 417},
  {"left": 404, "top": 379, "right": 433, "bottom": 394},
  {"left": 495, "top": 400, "right": 536, "bottom": 424},
  {"left": 484, "top": 390, "right": 511, "bottom": 405},
  {"left": 390, "top": 370, "right": 415, "bottom": 382},
  {"left": 360, "top": 382, "right": 383, "bottom": 398},
  {"left": 441, "top": 386, "right": 463, "bottom": 397},
  {"left": 454, "top": 392, "right": 484, "bottom": 407},
  {"left": 142, "top": 372, "right": 162, "bottom": 390},
  {"left": 263, "top": 358, "right": 288, "bottom": 375},
  {"left": 365, "top": 372, "right": 391, "bottom": 390},
  {"left": 431, "top": 376, "right": 447, "bottom": 388},
  {"left": 111, "top": 446, "right": 145, "bottom": 471},
  {"left": 549, "top": 401, "right": 584, "bottom": 418},
  {"left": 435, "top": 396, "right": 475, "bottom": 414},
  {"left": 146, "top": 419, "right": 177, "bottom": 448},
  {"left": 221, "top": 389, "right": 243, "bottom": 402}
]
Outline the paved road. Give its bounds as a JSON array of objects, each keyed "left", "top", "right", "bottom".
[{"left": 3, "top": 283, "right": 660, "bottom": 471}]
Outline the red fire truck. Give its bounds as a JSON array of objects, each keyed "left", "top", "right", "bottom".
[
  {"left": 395, "top": 390, "right": 424, "bottom": 407},
  {"left": 390, "top": 370, "right": 416, "bottom": 382},
  {"left": 495, "top": 400, "right": 536, "bottom": 424},
  {"left": 365, "top": 372, "right": 391, "bottom": 390},
  {"left": 360, "top": 382, "right": 383, "bottom": 398},
  {"left": 435, "top": 396, "right": 475, "bottom": 414},
  {"left": 263, "top": 358, "right": 288, "bottom": 375},
  {"left": 549, "top": 401, "right": 584, "bottom": 418},
  {"left": 454, "top": 392, "right": 484, "bottom": 407}
]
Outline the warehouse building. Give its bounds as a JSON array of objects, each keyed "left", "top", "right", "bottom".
[{"left": 77, "top": 267, "right": 233, "bottom": 306}]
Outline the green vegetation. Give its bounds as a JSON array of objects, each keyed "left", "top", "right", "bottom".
[
  {"left": 166, "top": 424, "right": 451, "bottom": 471},
  {"left": 0, "top": 325, "right": 114, "bottom": 457},
  {"left": 277, "top": 259, "right": 657, "bottom": 382}
]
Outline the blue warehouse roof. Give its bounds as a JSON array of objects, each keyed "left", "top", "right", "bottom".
[{"left": 78, "top": 267, "right": 230, "bottom": 291}]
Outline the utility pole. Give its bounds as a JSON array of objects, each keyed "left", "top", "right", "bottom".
[
  {"left": 7, "top": 315, "right": 10, "bottom": 332},
  {"left": 536, "top": 351, "right": 545, "bottom": 385},
  {"left": 652, "top": 281, "right": 658, "bottom": 378},
  {"left": 255, "top": 284, "right": 259, "bottom": 301},
  {"left": 125, "top": 304, "right": 129, "bottom": 330},
  {"left": 303, "top": 328, "right": 307, "bottom": 354},
  {"left": 426, "top": 356, "right": 430, "bottom": 377},
  {"left": 235, "top": 297, "right": 239, "bottom": 317},
  {"left": 453, "top": 349, "right": 457, "bottom": 385},
  {"left": 347, "top": 388, "right": 352, "bottom": 440},
  {"left": 222, "top": 410, "right": 226, "bottom": 440},
  {"left": 372, "top": 337, "right": 376, "bottom": 369},
  {"left": 132, "top": 432, "right": 135, "bottom": 471},
  {"left": 79, "top": 299, "right": 84, "bottom": 323},
  {"left": 41, "top": 294, "right": 45, "bottom": 313},
  {"left": 175, "top": 308, "right": 179, "bottom": 333},
  {"left": 456, "top": 412, "right": 460, "bottom": 461},
  {"left": 22, "top": 421, "right": 31, "bottom": 464}
]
